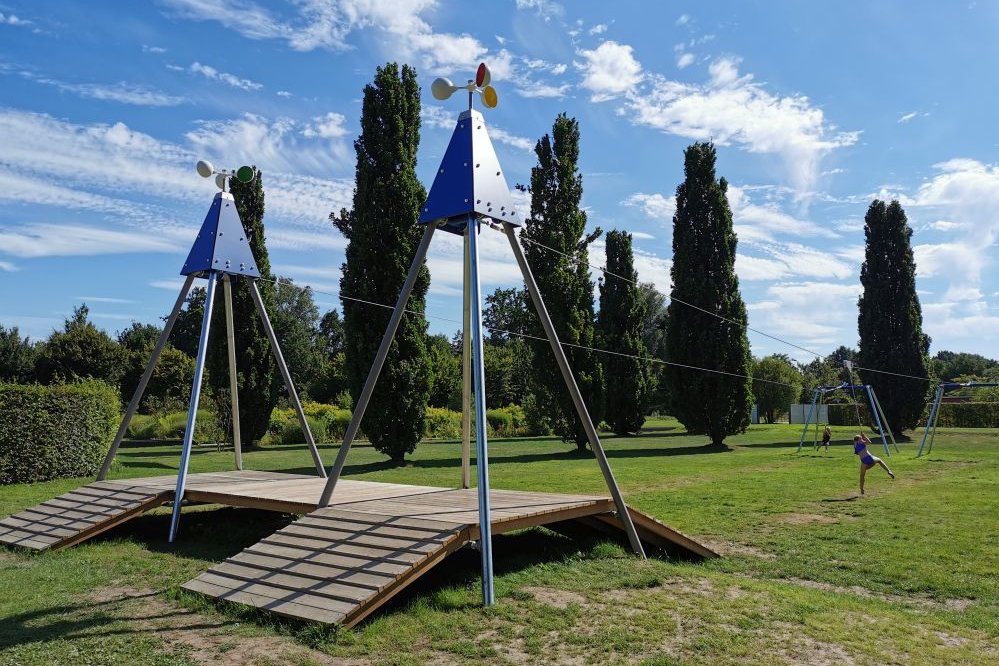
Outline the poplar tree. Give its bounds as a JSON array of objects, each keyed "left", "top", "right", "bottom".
[
  {"left": 663, "top": 142, "right": 752, "bottom": 445},
  {"left": 206, "top": 167, "right": 279, "bottom": 445},
  {"left": 520, "top": 113, "right": 604, "bottom": 450},
  {"left": 331, "top": 63, "right": 431, "bottom": 464},
  {"left": 857, "top": 199, "right": 931, "bottom": 435},
  {"left": 598, "top": 230, "right": 653, "bottom": 434}
]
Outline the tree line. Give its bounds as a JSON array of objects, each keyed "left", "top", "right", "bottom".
[{"left": 2, "top": 62, "right": 995, "bottom": 462}]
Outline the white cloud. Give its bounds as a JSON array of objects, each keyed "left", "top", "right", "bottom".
[
  {"left": 515, "top": 0, "right": 564, "bottom": 19},
  {"left": 276, "top": 90, "right": 293, "bottom": 97},
  {"left": 185, "top": 113, "right": 351, "bottom": 177},
  {"left": 898, "top": 111, "right": 917, "bottom": 123},
  {"left": 630, "top": 231, "right": 655, "bottom": 240},
  {"left": 747, "top": 281, "right": 861, "bottom": 356},
  {"left": 577, "top": 41, "right": 643, "bottom": 101},
  {"left": 301, "top": 112, "right": 349, "bottom": 139},
  {"left": 0, "top": 109, "right": 354, "bottom": 254},
  {"left": 589, "top": 23, "right": 607, "bottom": 35},
  {"left": 676, "top": 14, "right": 691, "bottom": 26},
  {"left": 76, "top": 296, "right": 138, "bottom": 304},
  {"left": 189, "top": 62, "right": 263, "bottom": 90},
  {"left": 676, "top": 53, "right": 695, "bottom": 69},
  {"left": 0, "top": 223, "right": 181, "bottom": 258},
  {"left": 0, "top": 261, "right": 18, "bottom": 272},
  {"left": 621, "top": 56, "right": 858, "bottom": 195},
  {"left": 623, "top": 192, "right": 676, "bottom": 221},
  {"left": 12, "top": 67, "right": 185, "bottom": 106},
  {"left": 727, "top": 185, "right": 839, "bottom": 239},
  {"left": 142, "top": 45, "right": 167, "bottom": 53},
  {"left": 0, "top": 12, "right": 30, "bottom": 26}
]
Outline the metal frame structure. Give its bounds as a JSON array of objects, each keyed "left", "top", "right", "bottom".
[
  {"left": 917, "top": 382, "right": 999, "bottom": 457},
  {"left": 316, "top": 83, "right": 646, "bottom": 608},
  {"left": 96, "top": 185, "right": 326, "bottom": 543},
  {"left": 797, "top": 382, "right": 898, "bottom": 456}
]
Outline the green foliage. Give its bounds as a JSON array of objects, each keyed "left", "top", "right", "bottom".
[
  {"left": 0, "top": 381, "right": 119, "bottom": 484},
  {"left": 0, "top": 324, "right": 37, "bottom": 383},
  {"left": 332, "top": 63, "right": 431, "bottom": 464},
  {"left": 751, "top": 354, "right": 802, "bottom": 423},
  {"left": 427, "top": 333, "right": 461, "bottom": 409},
  {"left": 119, "top": 344, "right": 194, "bottom": 414},
  {"left": 663, "top": 143, "right": 752, "bottom": 445},
  {"left": 34, "top": 305, "right": 127, "bottom": 388},
  {"left": 424, "top": 407, "right": 462, "bottom": 439},
  {"left": 857, "top": 200, "right": 931, "bottom": 434},
  {"left": 117, "top": 322, "right": 161, "bottom": 353},
  {"left": 483, "top": 338, "right": 531, "bottom": 408},
  {"left": 638, "top": 284, "right": 670, "bottom": 413},
  {"left": 309, "top": 309, "right": 348, "bottom": 402},
  {"left": 205, "top": 167, "right": 280, "bottom": 446},
  {"left": 483, "top": 287, "right": 530, "bottom": 343},
  {"left": 598, "top": 230, "right": 654, "bottom": 434},
  {"left": 170, "top": 287, "right": 205, "bottom": 358},
  {"left": 149, "top": 409, "right": 222, "bottom": 443},
  {"left": 520, "top": 113, "right": 604, "bottom": 450},
  {"left": 271, "top": 278, "right": 323, "bottom": 393},
  {"left": 932, "top": 350, "right": 999, "bottom": 382}
]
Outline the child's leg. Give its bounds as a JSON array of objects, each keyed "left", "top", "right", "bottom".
[
  {"left": 859, "top": 464, "right": 867, "bottom": 494},
  {"left": 875, "top": 458, "right": 895, "bottom": 478}
]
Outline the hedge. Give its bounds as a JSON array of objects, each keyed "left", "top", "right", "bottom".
[{"left": 0, "top": 381, "right": 120, "bottom": 484}]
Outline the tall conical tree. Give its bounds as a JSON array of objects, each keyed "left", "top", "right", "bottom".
[
  {"left": 206, "top": 167, "right": 279, "bottom": 445},
  {"left": 857, "top": 199, "right": 931, "bottom": 435},
  {"left": 521, "top": 113, "right": 604, "bottom": 450},
  {"left": 598, "top": 230, "right": 653, "bottom": 434},
  {"left": 331, "top": 63, "right": 431, "bottom": 464},
  {"left": 663, "top": 142, "right": 752, "bottom": 446}
]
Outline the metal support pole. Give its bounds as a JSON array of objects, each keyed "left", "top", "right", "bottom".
[
  {"left": 461, "top": 226, "right": 472, "bottom": 490},
  {"left": 249, "top": 281, "right": 326, "bottom": 478},
  {"left": 812, "top": 393, "right": 822, "bottom": 450},
  {"left": 797, "top": 389, "right": 819, "bottom": 453},
  {"left": 865, "top": 386, "right": 891, "bottom": 457},
  {"left": 502, "top": 222, "right": 646, "bottom": 558},
  {"left": 169, "top": 272, "right": 218, "bottom": 542},
  {"left": 869, "top": 388, "right": 899, "bottom": 453},
  {"left": 926, "top": 388, "right": 944, "bottom": 456},
  {"left": 98, "top": 274, "right": 196, "bottom": 480},
  {"left": 319, "top": 224, "right": 437, "bottom": 506},
  {"left": 468, "top": 217, "right": 495, "bottom": 605},
  {"left": 223, "top": 275, "right": 243, "bottom": 471},
  {"left": 917, "top": 385, "right": 944, "bottom": 457}
]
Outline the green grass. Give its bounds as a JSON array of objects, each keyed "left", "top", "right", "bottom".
[{"left": 1, "top": 421, "right": 997, "bottom": 665}]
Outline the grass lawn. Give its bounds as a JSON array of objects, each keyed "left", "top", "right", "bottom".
[{"left": 1, "top": 420, "right": 997, "bottom": 665}]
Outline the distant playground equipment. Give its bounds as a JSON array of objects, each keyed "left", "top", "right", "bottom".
[
  {"left": 917, "top": 381, "right": 999, "bottom": 457},
  {"left": 797, "top": 362, "right": 898, "bottom": 455},
  {"left": 0, "top": 63, "right": 715, "bottom": 629}
]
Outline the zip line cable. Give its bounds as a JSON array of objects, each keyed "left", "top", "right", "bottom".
[
  {"left": 509, "top": 227, "right": 933, "bottom": 384},
  {"left": 252, "top": 275, "right": 801, "bottom": 390}
]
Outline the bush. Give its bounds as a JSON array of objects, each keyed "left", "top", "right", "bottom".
[
  {"left": 322, "top": 408, "right": 353, "bottom": 441},
  {"left": 0, "top": 381, "right": 120, "bottom": 484},
  {"left": 280, "top": 415, "right": 328, "bottom": 445},
  {"left": 424, "top": 407, "right": 461, "bottom": 440},
  {"left": 126, "top": 413, "right": 159, "bottom": 439}
]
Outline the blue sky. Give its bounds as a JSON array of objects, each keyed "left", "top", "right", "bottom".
[{"left": 1, "top": 0, "right": 997, "bottom": 363}]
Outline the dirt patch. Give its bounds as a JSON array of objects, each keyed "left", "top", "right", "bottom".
[
  {"left": 84, "top": 586, "right": 365, "bottom": 666},
  {"left": 775, "top": 624, "right": 857, "bottom": 666},
  {"left": 776, "top": 513, "right": 839, "bottom": 526},
  {"left": 523, "top": 586, "right": 587, "bottom": 609},
  {"left": 701, "top": 539, "right": 776, "bottom": 559},
  {"left": 783, "top": 577, "right": 974, "bottom": 612},
  {"left": 934, "top": 630, "right": 970, "bottom": 648}
]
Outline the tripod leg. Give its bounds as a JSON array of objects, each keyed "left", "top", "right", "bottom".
[
  {"left": 318, "top": 224, "right": 437, "bottom": 507},
  {"left": 223, "top": 275, "right": 242, "bottom": 470},
  {"left": 503, "top": 222, "right": 646, "bottom": 558},
  {"left": 98, "top": 274, "right": 195, "bottom": 480},
  {"left": 249, "top": 281, "right": 326, "bottom": 477},
  {"left": 169, "top": 272, "right": 218, "bottom": 542}
]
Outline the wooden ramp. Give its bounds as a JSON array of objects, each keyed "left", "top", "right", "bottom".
[
  {"left": 0, "top": 480, "right": 170, "bottom": 551},
  {"left": 0, "top": 471, "right": 717, "bottom": 627}
]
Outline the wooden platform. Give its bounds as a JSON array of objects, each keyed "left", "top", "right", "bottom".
[{"left": 0, "top": 470, "right": 717, "bottom": 627}]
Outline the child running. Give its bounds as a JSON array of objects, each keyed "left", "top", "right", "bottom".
[
  {"left": 854, "top": 432, "right": 895, "bottom": 494},
  {"left": 821, "top": 426, "right": 831, "bottom": 452}
]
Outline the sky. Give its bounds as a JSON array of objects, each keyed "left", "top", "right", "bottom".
[{"left": 1, "top": 0, "right": 998, "bottom": 364}]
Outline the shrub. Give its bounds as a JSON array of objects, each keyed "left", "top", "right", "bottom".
[
  {"left": 0, "top": 381, "right": 120, "bottom": 484},
  {"left": 424, "top": 407, "right": 461, "bottom": 440},
  {"left": 152, "top": 409, "right": 223, "bottom": 444},
  {"left": 322, "top": 408, "right": 353, "bottom": 441},
  {"left": 126, "top": 413, "right": 159, "bottom": 440},
  {"left": 280, "top": 415, "right": 327, "bottom": 445}
]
